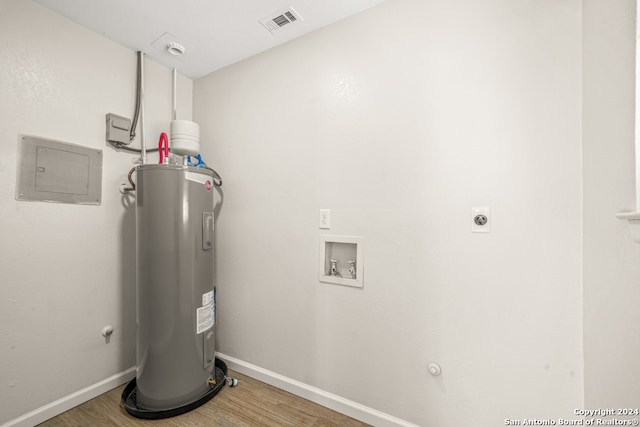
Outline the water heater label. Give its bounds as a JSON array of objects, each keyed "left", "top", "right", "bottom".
[
  {"left": 196, "top": 303, "right": 214, "bottom": 334},
  {"left": 202, "top": 290, "right": 214, "bottom": 306}
]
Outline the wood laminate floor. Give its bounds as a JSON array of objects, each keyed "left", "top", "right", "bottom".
[{"left": 37, "top": 371, "right": 371, "bottom": 427}]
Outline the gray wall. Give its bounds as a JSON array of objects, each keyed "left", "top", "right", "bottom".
[
  {"left": 194, "top": 0, "right": 584, "bottom": 425},
  {"left": 582, "top": 0, "right": 640, "bottom": 409},
  {"left": 0, "top": 0, "right": 192, "bottom": 423},
  {"left": 3, "top": 0, "right": 640, "bottom": 425}
]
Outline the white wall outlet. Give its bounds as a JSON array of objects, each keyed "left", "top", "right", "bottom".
[
  {"left": 319, "top": 209, "right": 331, "bottom": 229},
  {"left": 472, "top": 207, "right": 491, "bottom": 233}
]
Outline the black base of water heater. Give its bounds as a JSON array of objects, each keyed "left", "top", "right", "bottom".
[{"left": 121, "top": 358, "right": 228, "bottom": 419}]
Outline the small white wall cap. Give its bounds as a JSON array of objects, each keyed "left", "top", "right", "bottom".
[{"left": 428, "top": 362, "right": 442, "bottom": 376}]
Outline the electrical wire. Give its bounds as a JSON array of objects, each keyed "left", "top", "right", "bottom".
[{"left": 110, "top": 141, "right": 158, "bottom": 153}]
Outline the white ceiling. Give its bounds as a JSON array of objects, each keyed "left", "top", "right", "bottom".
[{"left": 34, "top": 0, "right": 388, "bottom": 79}]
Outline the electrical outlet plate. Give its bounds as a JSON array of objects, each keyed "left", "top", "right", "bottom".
[
  {"left": 472, "top": 207, "right": 491, "bottom": 233},
  {"left": 319, "top": 209, "right": 331, "bottom": 229}
]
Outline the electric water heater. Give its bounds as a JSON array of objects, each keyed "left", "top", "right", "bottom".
[{"left": 122, "top": 164, "right": 226, "bottom": 418}]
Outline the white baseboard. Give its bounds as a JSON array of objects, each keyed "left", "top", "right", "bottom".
[
  {"left": 2, "top": 367, "right": 135, "bottom": 427},
  {"left": 216, "top": 353, "right": 419, "bottom": 427},
  {"left": 5, "top": 357, "right": 418, "bottom": 427}
]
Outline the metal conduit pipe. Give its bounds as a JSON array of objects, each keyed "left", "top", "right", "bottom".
[
  {"left": 172, "top": 68, "right": 177, "bottom": 122},
  {"left": 139, "top": 51, "right": 146, "bottom": 164},
  {"left": 130, "top": 52, "right": 142, "bottom": 142}
]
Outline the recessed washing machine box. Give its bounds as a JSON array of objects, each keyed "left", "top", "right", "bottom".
[
  {"left": 319, "top": 235, "right": 363, "bottom": 288},
  {"left": 15, "top": 135, "right": 102, "bottom": 205}
]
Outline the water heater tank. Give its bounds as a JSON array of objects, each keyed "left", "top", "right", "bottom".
[{"left": 122, "top": 164, "right": 225, "bottom": 418}]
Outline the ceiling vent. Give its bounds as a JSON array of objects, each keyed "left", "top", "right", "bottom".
[{"left": 260, "top": 7, "right": 303, "bottom": 33}]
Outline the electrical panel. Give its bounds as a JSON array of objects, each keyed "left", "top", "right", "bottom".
[{"left": 15, "top": 135, "right": 102, "bottom": 205}]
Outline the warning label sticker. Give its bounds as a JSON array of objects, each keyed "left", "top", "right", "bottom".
[
  {"left": 196, "top": 303, "right": 214, "bottom": 334},
  {"left": 202, "top": 290, "right": 214, "bottom": 306}
]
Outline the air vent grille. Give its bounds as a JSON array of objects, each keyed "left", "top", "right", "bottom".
[{"left": 260, "top": 7, "right": 303, "bottom": 33}]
